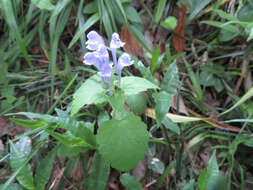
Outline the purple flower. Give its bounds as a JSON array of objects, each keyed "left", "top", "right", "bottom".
[
  {"left": 83, "top": 31, "right": 133, "bottom": 95},
  {"left": 116, "top": 53, "right": 134, "bottom": 88},
  {"left": 110, "top": 33, "right": 125, "bottom": 70},
  {"left": 86, "top": 31, "right": 105, "bottom": 51},
  {"left": 84, "top": 43, "right": 113, "bottom": 95},
  {"left": 110, "top": 33, "right": 125, "bottom": 49}
]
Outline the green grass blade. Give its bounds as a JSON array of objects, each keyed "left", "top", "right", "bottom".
[
  {"left": 220, "top": 87, "right": 253, "bottom": 116},
  {"left": 68, "top": 13, "right": 100, "bottom": 49},
  {"left": 0, "top": 0, "right": 33, "bottom": 70},
  {"left": 155, "top": 0, "right": 167, "bottom": 24},
  {"left": 183, "top": 58, "right": 203, "bottom": 102}
]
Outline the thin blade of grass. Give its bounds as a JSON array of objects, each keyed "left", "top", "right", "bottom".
[
  {"left": 0, "top": 0, "right": 33, "bottom": 70},
  {"left": 68, "top": 13, "right": 99, "bottom": 49},
  {"left": 219, "top": 87, "right": 253, "bottom": 116}
]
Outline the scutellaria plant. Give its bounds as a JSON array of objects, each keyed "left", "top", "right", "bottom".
[{"left": 83, "top": 31, "right": 133, "bottom": 95}]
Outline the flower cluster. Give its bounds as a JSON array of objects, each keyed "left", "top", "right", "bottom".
[{"left": 83, "top": 31, "right": 133, "bottom": 95}]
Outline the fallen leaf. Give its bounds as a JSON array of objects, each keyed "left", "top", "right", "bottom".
[
  {"left": 120, "top": 25, "right": 144, "bottom": 58},
  {"left": 132, "top": 158, "right": 146, "bottom": 180},
  {"left": 172, "top": 4, "right": 187, "bottom": 53},
  {"left": 0, "top": 140, "right": 4, "bottom": 153},
  {"left": 171, "top": 94, "right": 189, "bottom": 115}
]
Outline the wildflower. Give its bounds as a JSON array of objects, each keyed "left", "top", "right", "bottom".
[
  {"left": 84, "top": 33, "right": 113, "bottom": 95},
  {"left": 83, "top": 31, "right": 133, "bottom": 95},
  {"left": 116, "top": 53, "right": 134, "bottom": 88},
  {"left": 86, "top": 31, "right": 105, "bottom": 51}
]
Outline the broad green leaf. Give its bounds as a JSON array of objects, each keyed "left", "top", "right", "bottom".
[
  {"left": 121, "top": 76, "right": 159, "bottom": 96},
  {"left": 155, "top": 91, "right": 173, "bottom": 126},
  {"left": 155, "top": 0, "right": 167, "bottom": 23},
  {"left": 120, "top": 173, "right": 143, "bottom": 190},
  {"left": 71, "top": 75, "right": 107, "bottom": 116},
  {"left": 126, "top": 92, "right": 147, "bottom": 114},
  {"left": 10, "top": 139, "right": 35, "bottom": 190},
  {"left": 161, "top": 16, "right": 178, "bottom": 30},
  {"left": 220, "top": 87, "right": 253, "bottom": 116},
  {"left": 150, "top": 43, "right": 161, "bottom": 74},
  {"left": 35, "top": 149, "right": 56, "bottom": 190},
  {"left": 198, "top": 150, "right": 219, "bottom": 190},
  {"left": 160, "top": 61, "right": 179, "bottom": 95},
  {"left": 97, "top": 115, "right": 149, "bottom": 171},
  {"left": 31, "top": 0, "right": 55, "bottom": 10},
  {"left": 86, "top": 152, "right": 110, "bottom": 190}
]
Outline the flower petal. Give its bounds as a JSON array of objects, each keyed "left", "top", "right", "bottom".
[
  {"left": 86, "top": 30, "right": 105, "bottom": 51},
  {"left": 110, "top": 33, "right": 125, "bottom": 49},
  {"left": 118, "top": 53, "right": 134, "bottom": 67}
]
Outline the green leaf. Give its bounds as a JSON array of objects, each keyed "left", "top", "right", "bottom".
[
  {"left": 83, "top": 1, "right": 98, "bottom": 14},
  {"left": 108, "top": 90, "right": 129, "bottom": 120},
  {"left": 181, "top": 0, "right": 211, "bottom": 22},
  {"left": 213, "top": 9, "right": 237, "bottom": 21},
  {"left": 149, "top": 157, "right": 165, "bottom": 174},
  {"left": 31, "top": 0, "right": 55, "bottom": 10},
  {"left": 10, "top": 118, "right": 47, "bottom": 129},
  {"left": 121, "top": 76, "right": 159, "bottom": 96},
  {"left": 126, "top": 92, "right": 147, "bottom": 114},
  {"left": 120, "top": 173, "right": 143, "bottom": 190},
  {"left": 47, "top": 130, "right": 94, "bottom": 149},
  {"left": 35, "top": 149, "right": 56, "bottom": 190},
  {"left": 97, "top": 115, "right": 149, "bottom": 171},
  {"left": 68, "top": 13, "right": 99, "bottom": 48},
  {"left": 160, "top": 61, "right": 179, "bottom": 95},
  {"left": 0, "top": 184, "right": 25, "bottom": 190},
  {"left": 182, "top": 179, "right": 195, "bottom": 190},
  {"left": 57, "top": 144, "right": 86, "bottom": 158},
  {"left": 155, "top": 91, "right": 173, "bottom": 126},
  {"left": 71, "top": 75, "right": 107, "bottom": 116},
  {"left": 150, "top": 43, "right": 161, "bottom": 74},
  {"left": 198, "top": 150, "right": 219, "bottom": 190},
  {"left": 162, "top": 116, "right": 180, "bottom": 134},
  {"left": 155, "top": 0, "right": 167, "bottom": 23},
  {"left": 125, "top": 5, "right": 142, "bottom": 23},
  {"left": 86, "top": 152, "right": 110, "bottom": 190},
  {"left": 237, "top": 3, "right": 253, "bottom": 22},
  {"left": 161, "top": 16, "right": 178, "bottom": 30},
  {"left": 183, "top": 58, "right": 203, "bottom": 102},
  {"left": 0, "top": 0, "right": 33, "bottom": 70},
  {"left": 10, "top": 139, "right": 35, "bottom": 190},
  {"left": 220, "top": 87, "right": 253, "bottom": 116},
  {"left": 201, "top": 21, "right": 240, "bottom": 34},
  {"left": 69, "top": 122, "right": 96, "bottom": 147}
]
